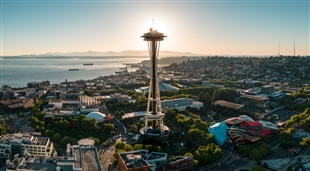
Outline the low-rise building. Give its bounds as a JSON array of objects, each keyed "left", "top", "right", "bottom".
[
  {"left": 0, "top": 85, "right": 14, "bottom": 100},
  {"left": 261, "top": 85, "right": 274, "bottom": 95},
  {"left": 161, "top": 98, "right": 203, "bottom": 113},
  {"left": 239, "top": 94, "right": 269, "bottom": 108},
  {"left": 117, "top": 150, "right": 193, "bottom": 171},
  {"left": 135, "top": 82, "right": 179, "bottom": 93},
  {"left": 5, "top": 140, "right": 102, "bottom": 171},
  {"left": 0, "top": 133, "right": 53, "bottom": 165},
  {"left": 44, "top": 109, "right": 79, "bottom": 118},
  {"left": 48, "top": 99, "right": 63, "bottom": 109},
  {"left": 0, "top": 98, "right": 34, "bottom": 112},
  {"left": 214, "top": 100, "right": 244, "bottom": 110},
  {"left": 27, "top": 82, "right": 41, "bottom": 88}
]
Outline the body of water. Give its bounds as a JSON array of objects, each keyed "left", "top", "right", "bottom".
[{"left": 0, "top": 56, "right": 147, "bottom": 88}]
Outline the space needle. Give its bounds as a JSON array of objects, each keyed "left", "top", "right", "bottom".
[{"left": 139, "top": 25, "right": 170, "bottom": 137}]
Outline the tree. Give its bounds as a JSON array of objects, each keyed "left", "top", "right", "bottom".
[
  {"left": 184, "top": 152, "right": 194, "bottom": 156},
  {"left": 123, "top": 144, "right": 133, "bottom": 151},
  {"left": 81, "top": 118, "right": 98, "bottom": 130},
  {"left": 212, "top": 88, "right": 237, "bottom": 102},
  {"left": 62, "top": 136, "right": 73, "bottom": 146},
  {"left": 44, "top": 129, "right": 54, "bottom": 138},
  {"left": 88, "top": 136, "right": 100, "bottom": 145},
  {"left": 165, "top": 108, "right": 176, "bottom": 121},
  {"left": 54, "top": 133, "right": 62, "bottom": 142},
  {"left": 18, "top": 111, "right": 24, "bottom": 118},
  {"left": 212, "top": 113, "right": 220, "bottom": 120},
  {"left": 203, "top": 93, "right": 212, "bottom": 106},
  {"left": 250, "top": 149, "right": 263, "bottom": 160},
  {"left": 115, "top": 142, "right": 126, "bottom": 150},
  {"left": 251, "top": 165, "right": 268, "bottom": 171},
  {"left": 184, "top": 133, "right": 192, "bottom": 147},
  {"left": 198, "top": 92, "right": 205, "bottom": 102},
  {"left": 260, "top": 143, "right": 271, "bottom": 155},
  {"left": 102, "top": 123, "right": 115, "bottom": 134},
  {"left": 194, "top": 143, "right": 222, "bottom": 165},
  {"left": 300, "top": 140, "right": 308, "bottom": 147},
  {"left": 133, "top": 144, "right": 143, "bottom": 150},
  {"left": 129, "top": 124, "right": 138, "bottom": 133},
  {"left": 0, "top": 125, "right": 8, "bottom": 135},
  {"left": 192, "top": 119, "right": 209, "bottom": 132},
  {"left": 188, "top": 128, "right": 205, "bottom": 142}
]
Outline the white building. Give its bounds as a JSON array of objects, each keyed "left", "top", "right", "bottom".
[
  {"left": 0, "top": 133, "right": 53, "bottom": 165},
  {"left": 48, "top": 99, "right": 63, "bottom": 109},
  {"left": 86, "top": 112, "right": 106, "bottom": 123},
  {"left": 135, "top": 82, "right": 179, "bottom": 93},
  {"left": 122, "top": 98, "right": 204, "bottom": 119},
  {"left": 5, "top": 142, "right": 102, "bottom": 171},
  {"left": 161, "top": 98, "right": 203, "bottom": 113},
  {"left": 78, "top": 96, "right": 100, "bottom": 113}
]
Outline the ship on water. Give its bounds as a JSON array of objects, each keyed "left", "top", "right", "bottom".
[
  {"left": 83, "top": 63, "right": 93, "bottom": 66},
  {"left": 115, "top": 66, "right": 128, "bottom": 74},
  {"left": 68, "top": 69, "right": 79, "bottom": 71},
  {"left": 122, "top": 63, "right": 141, "bottom": 68}
]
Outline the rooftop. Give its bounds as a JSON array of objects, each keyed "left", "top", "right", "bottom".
[
  {"left": 7, "top": 145, "right": 101, "bottom": 171},
  {"left": 161, "top": 98, "right": 197, "bottom": 108},
  {"left": 119, "top": 150, "right": 149, "bottom": 169},
  {"left": 214, "top": 100, "right": 244, "bottom": 110},
  {"left": 77, "top": 138, "right": 95, "bottom": 146},
  {"left": 49, "top": 99, "right": 63, "bottom": 103},
  {"left": 240, "top": 94, "right": 269, "bottom": 100},
  {"left": 0, "top": 133, "right": 49, "bottom": 146}
]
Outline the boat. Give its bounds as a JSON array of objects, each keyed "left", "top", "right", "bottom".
[
  {"left": 68, "top": 69, "right": 79, "bottom": 71},
  {"left": 83, "top": 63, "right": 93, "bottom": 66},
  {"left": 115, "top": 67, "right": 128, "bottom": 74},
  {"left": 122, "top": 63, "right": 141, "bottom": 68}
]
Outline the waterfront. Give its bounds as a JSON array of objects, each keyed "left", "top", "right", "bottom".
[{"left": 0, "top": 56, "right": 146, "bottom": 88}]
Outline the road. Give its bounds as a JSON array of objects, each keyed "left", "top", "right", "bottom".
[
  {"left": 3, "top": 111, "right": 33, "bottom": 134},
  {"left": 97, "top": 117, "right": 132, "bottom": 171},
  {"left": 98, "top": 145, "right": 117, "bottom": 171}
]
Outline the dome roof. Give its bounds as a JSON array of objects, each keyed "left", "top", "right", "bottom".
[
  {"left": 86, "top": 112, "right": 106, "bottom": 123},
  {"left": 239, "top": 115, "right": 255, "bottom": 122}
]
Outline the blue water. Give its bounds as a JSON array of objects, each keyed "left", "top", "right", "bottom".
[{"left": 0, "top": 56, "right": 147, "bottom": 88}]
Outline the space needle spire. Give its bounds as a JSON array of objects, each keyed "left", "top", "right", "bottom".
[
  {"left": 139, "top": 22, "right": 169, "bottom": 137},
  {"left": 294, "top": 38, "right": 295, "bottom": 57}
]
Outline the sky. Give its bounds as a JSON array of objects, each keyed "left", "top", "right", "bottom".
[{"left": 0, "top": 0, "right": 309, "bottom": 56}]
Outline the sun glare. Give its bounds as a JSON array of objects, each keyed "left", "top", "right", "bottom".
[
  {"left": 139, "top": 19, "right": 171, "bottom": 35},
  {"left": 137, "top": 19, "right": 173, "bottom": 50}
]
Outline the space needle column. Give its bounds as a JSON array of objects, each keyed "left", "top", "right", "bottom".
[{"left": 140, "top": 27, "right": 169, "bottom": 137}]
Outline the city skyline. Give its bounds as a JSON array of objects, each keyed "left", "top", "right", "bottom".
[{"left": 0, "top": 0, "right": 309, "bottom": 56}]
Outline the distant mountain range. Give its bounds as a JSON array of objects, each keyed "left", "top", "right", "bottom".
[{"left": 17, "top": 50, "right": 206, "bottom": 57}]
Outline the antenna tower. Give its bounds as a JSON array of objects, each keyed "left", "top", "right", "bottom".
[{"left": 294, "top": 38, "right": 295, "bottom": 57}]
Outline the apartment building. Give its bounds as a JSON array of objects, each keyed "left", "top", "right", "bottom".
[
  {"left": 5, "top": 140, "right": 102, "bottom": 171},
  {"left": 0, "top": 133, "right": 53, "bottom": 165}
]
